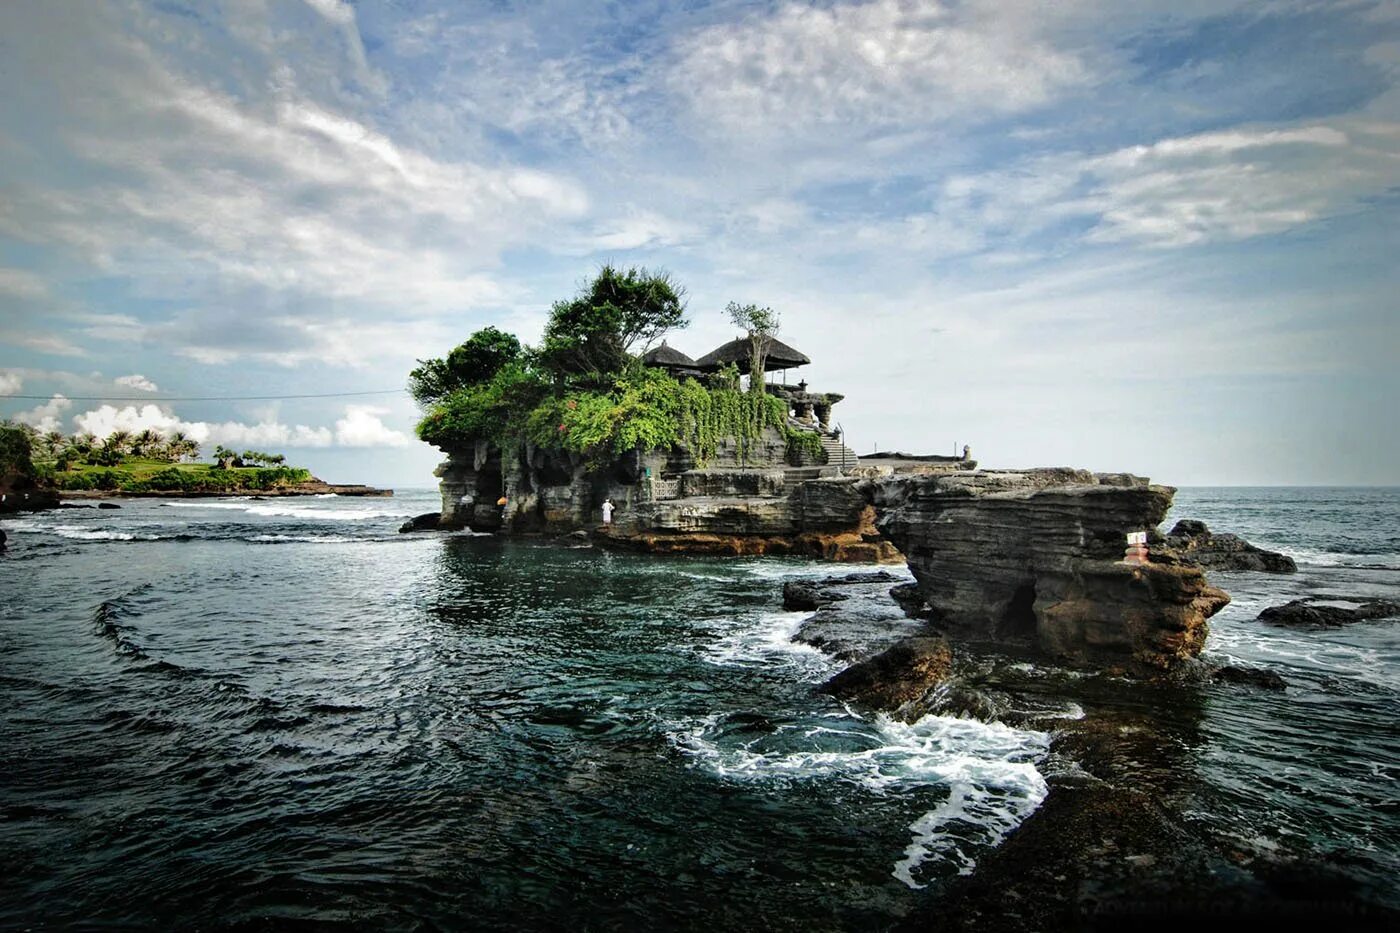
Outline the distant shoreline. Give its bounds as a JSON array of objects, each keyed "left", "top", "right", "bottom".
[{"left": 61, "top": 482, "right": 393, "bottom": 500}]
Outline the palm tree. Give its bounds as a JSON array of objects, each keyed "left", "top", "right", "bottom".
[
  {"left": 106, "top": 429, "right": 133, "bottom": 456},
  {"left": 132, "top": 428, "right": 162, "bottom": 458}
]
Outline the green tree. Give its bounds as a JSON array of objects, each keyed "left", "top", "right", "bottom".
[
  {"left": 538, "top": 265, "right": 687, "bottom": 382},
  {"left": 725, "top": 302, "right": 781, "bottom": 395},
  {"left": 409, "top": 326, "right": 524, "bottom": 406}
]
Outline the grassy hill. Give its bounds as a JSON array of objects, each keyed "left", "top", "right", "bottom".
[{"left": 52, "top": 457, "right": 313, "bottom": 493}]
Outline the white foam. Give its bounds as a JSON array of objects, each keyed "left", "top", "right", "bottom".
[
  {"left": 667, "top": 710, "right": 1048, "bottom": 888},
  {"left": 17, "top": 522, "right": 162, "bottom": 542},
  {"left": 163, "top": 501, "right": 410, "bottom": 521},
  {"left": 700, "top": 610, "right": 834, "bottom": 678},
  {"left": 247, "top": 534, "right": 358, "bottom": 544}
]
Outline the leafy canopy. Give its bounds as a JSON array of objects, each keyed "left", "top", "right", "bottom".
[
  {"left": 410, "top": 326, "right": 524, "bottom": 406},
  {"left": 539, "top": 264, "right": 687, "bottom": 381},
  {"left": 725, "top": 301, "right": 781, "bottom": 394}
]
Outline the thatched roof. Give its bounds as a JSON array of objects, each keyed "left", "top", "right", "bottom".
[
  {"left": 695, "top": 336, "right": 811, "bottom": 372},
  {"left": 641, "top": 341, "right": 699, "bottom": 369}
]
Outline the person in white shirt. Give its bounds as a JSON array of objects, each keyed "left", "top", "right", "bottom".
[{"left": 601, "top": 498, "right": 614, "bottom": 524}]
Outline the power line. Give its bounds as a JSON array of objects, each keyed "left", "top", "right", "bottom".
[{"left": 0, "top": 389, "right": 409, "bottom": 402}]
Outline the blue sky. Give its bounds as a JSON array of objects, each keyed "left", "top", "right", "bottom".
[{"left": 1, "top": 0, "right": 1397, "bottom": 486}]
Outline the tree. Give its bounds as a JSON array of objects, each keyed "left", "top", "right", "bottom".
[
  {"left": 409, "top": 327, "right": 524, "bottom": 406},
  {"left": 106, "top": 430, "right": 133, "bottom": 456},
  {"left": 132, "top": 428, "right": 162, "bottom": 458},
  {"left": 726, "top": 302, "right": 781, "bottom": 395},
  {"left": 538, "top": 265, "right": 687, "bottom": 381}
]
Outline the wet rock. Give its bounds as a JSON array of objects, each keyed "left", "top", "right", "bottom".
[
  {"left": 97, "top": 502, "right": 121, "bottom": 510},
  {"left": 1211, "top": 664, "right": 1287, "bottom": 690},
  {"left": 889, "top": 581, "right": 927, "bottom": 616},
  {"left": 398, "top": 512, "right": 442, "bottom": 533},
  {"left": 781, "top": 571, "right": 899, "bottom": 611},
  {"left": 1157, "top": 519, "right": 1296, "bottom": 573},
  {"left": 872, "top": 469, "right": 1230, "bottom": 674},
  {"left": 1258, "top": 597, "right": 1400, "bottom": 627},
  {"left": 819, "top": 636, "right": 952, "bottom": 710},
  {"left": 58, "top": 503, "right": 94, "bottom": 509}
]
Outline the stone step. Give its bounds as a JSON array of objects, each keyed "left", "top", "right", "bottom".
[{"left": 820, "top": 438, "right": 859, "bottom": 469}]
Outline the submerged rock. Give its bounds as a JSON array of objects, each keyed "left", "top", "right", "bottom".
[
  {"left": 1156, "top": 519, "right": 1296, "bottom": 573},
  {"left": 1211, "top": 664, "right": 1287, "bottom": 690},
  {"left": 819, "top": 636, "right": 952, "bottom": 711},
  {"left": 97, "top": 502, "right": 121, "bottom": 510},
  {"left": 872, "top": 469, "right": 1230, "bottom": 674},
  {"left": 1258, "top": 597, "right": 1400, "bottom": 627},
  {"left": 398, "top": 512, "right": 442, "bottom": 533}
]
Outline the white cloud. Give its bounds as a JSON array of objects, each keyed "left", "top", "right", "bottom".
[
  {"left": 0, "top": 4, "right": 588, "bottom": 323},
  {"left": 0, "top": 267, "right": 48, "bottom": 299},
  {"left": 15, "top": 394, "right": 73, "bottom": 434},
  {"left": 0, "top": 371, "right": 21, "bottom": 395},
  {"left": 671, "top": 0, "right": 1087, "bottom": 138},
  {"left": 69, "top": 402, "right": 406, "bottom": 449},
  {"left": 9, "top": 333, "right": 86, "bottom": 357},
  {"left": 114, "top": 374, "right": 159, "bottom": 392},
  {"left": 333, "top": 405, "right": 411, "bottom": 447},
  {"left": 1081, "top": 123, "right": 1400, "bottom": 247}
]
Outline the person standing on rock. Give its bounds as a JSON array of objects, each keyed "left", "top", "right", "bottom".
[{"left": 601, "top": 498, "right": 614, "bottom": 525}]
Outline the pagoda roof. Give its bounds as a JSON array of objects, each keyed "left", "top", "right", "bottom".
[
  {"left": 641, "top": 341, "right": 699, "bottom": 369},
  {"left": 695, "top": 336, "right": 811, "bottom": 372}
]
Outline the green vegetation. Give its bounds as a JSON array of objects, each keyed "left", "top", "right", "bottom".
[
  {"left": 412, "top": 266, "right": 824, "bottom": 467},
  {"left": 0, "top": 420, "right": 310, "bottom": 493},
  {"left": 0, "top": 423, "right": 40, "bottom": 488},
  {"left": 52, "top": 459, "right": 311, "bottom": 493},
  {"left": 726, "top": 302, "right": 781, "bottom": 394}
]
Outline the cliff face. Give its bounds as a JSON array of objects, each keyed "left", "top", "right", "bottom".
[{"left": 872, "top": 469, "right": 1230, "bottom": 672}]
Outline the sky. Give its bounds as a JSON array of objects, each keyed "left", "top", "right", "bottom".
[{"left": 1, "top": 0, "right": 1397, "bottom": 487}]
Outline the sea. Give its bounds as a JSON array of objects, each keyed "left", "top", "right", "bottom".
[{"left": 0, "top": 486, "right": 1396, "bottom": 928}]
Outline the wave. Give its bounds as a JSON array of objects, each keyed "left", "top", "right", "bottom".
[
  {"left": 162, "top": 501, "right": 411, "bottom": 521},
  {"left": 1278, "top": 546, "right": 1400, "bottom": 571},
  {"left": 666, "top": 710, "right": 1048, "bottom": 888},
  {"left": 247, "top": 534, "right": 359, "bottom": 544},
  {"left": 699, "top": 610, "right": 835, "bottom": 679}
]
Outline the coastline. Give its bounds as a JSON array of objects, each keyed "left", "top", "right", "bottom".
[{"left": 60, "top": 482, "right": 393, "bottom": 499}]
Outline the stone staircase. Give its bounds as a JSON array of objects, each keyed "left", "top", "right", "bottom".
[
  {"left": 781, "top": 466, "right": 827, "bottom": 492},
  {"left": 820, "top": 436, "right": 860, "bottom": 471}
]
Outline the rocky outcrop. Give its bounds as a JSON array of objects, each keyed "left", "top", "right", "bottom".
[
  {"left": 782, "top": 572, "right": 927, "bottom": 661},
  {"left": 819, "top": 636, "right": 953, "bottom": 710},
  {"left": 596, "top": 482, "right": 901, "bottom": 563},
  {"left": 1258, "top": 597, "right": 1400, "bottom": 627},
  {"left": 1155, "top": 519, "right": 1297, "bottom": 573},
  {"left": 399, "top": 512, "right": 442, "bottom": 533},
  {"left": 872, "top": 469, "right": 1230, "bottom": 673}
]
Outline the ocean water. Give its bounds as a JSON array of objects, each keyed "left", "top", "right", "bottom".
[{"left": 0, "top": 486, "right": 1396, "bottom": 927}]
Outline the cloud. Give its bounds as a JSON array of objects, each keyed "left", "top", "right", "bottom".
[
  {"left": 333, "top": 405, "right": 411, "bottom": 447},
  {"left": 68, "top": 402, "right": 407, "bottom": 449},
  {"left": 0, "top": 1, "right": 588, "bottom": 334},
  {"left": 14, "top": 394, "right": 73, "bottom": 434},
  {"left": 114, "top": 374, "right": 159, "bottom": 392},
  {"left": 9, "top": 333, "right": 86, "bottom": 357},
  {"left": 0, "top": 371, "right": 20, "bottom": 395},
  {"left": 0, "top": 267, "right": 48, "bottom": 299},
  {"left": 671, "top": 0, "right": 1087, "bottom": 139},
  {"left": 1081, "top": 123, "right": 1400, "bottom": 247}
]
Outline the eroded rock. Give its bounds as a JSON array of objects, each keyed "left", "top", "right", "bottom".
[
  {"left": 399, "top": 512, "right": 442, "bottom": 533},
  {"left": 1258, "top": 597, "right": 1400, "bottom": 627},
  {"left": 1156, "top": 519, "right": 1296, "bottom": 573},
  {"left": 819, "top": 636, "right": 953, "bottom": 711},
  {"left": 872, "top": 469, "right": 1230, "bottom": 673}
]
